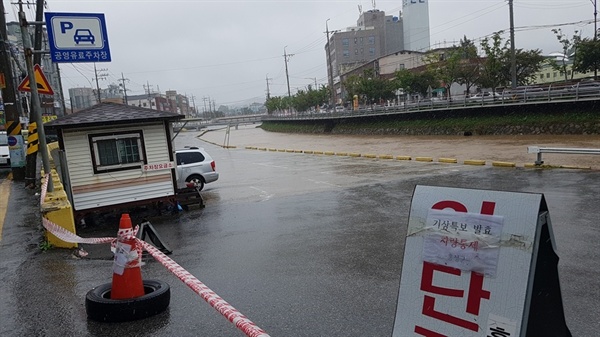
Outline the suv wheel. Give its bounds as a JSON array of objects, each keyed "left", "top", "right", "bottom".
[{"left": 186, "top": 175, "right": 205, "bottom": 191}]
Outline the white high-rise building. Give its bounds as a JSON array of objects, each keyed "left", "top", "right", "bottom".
[{"left": 402, "top": 0, "right": 431, "bottom": 52}]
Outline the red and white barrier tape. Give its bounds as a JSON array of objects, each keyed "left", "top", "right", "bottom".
[
  {"left": 40, "top": 217, "right": 270, "bottom": 337},
  {"left": 141, "top": 242, "right": 270, "bottom": 337},
  {"left": 40, "top": 173, "right": 50, "bottom": 204},
  {"left": 43, "top": 217, "right": 114, "bottom": 245}
]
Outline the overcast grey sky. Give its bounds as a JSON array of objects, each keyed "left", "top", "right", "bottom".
[{"left": 8, "top": 0, "right": 596, "bottom": 108}]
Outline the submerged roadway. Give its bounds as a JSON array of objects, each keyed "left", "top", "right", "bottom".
[{"left": 0, "top": 129, "right": 598, "bottom": 336}]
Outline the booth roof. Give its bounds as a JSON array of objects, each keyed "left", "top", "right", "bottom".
[{"left": 45, "top": 102, "right": 185, "bottom": 129}]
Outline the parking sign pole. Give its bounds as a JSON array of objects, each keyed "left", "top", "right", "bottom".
[{"left": 19, "top": 2, "right": 52, "bottom": 191}]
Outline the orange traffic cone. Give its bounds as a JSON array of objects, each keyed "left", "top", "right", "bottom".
[{"left": 111, "top": 214, "right": 145, "bottom": 299}]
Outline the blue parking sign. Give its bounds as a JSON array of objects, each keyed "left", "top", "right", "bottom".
[{"left": 45, "top": 12, "right": 111, "bottom": 63}]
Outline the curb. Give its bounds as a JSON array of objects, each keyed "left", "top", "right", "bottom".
[
  {"left": 198, "top": 135, "right": 590, "bottom": 171},
  {"left": 464, "top": 160, "right": 486, "bottom": 166},
  {"left": 492, "top": 161, "right": 516, "bottom": 168}
]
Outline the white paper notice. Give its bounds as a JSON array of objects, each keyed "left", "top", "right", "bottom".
[
  {"left": 112, "top": 242, "right": 132, "bottom": 276},
  {"left": 422, "top": 209, "right": 504, "bottom": 276}
]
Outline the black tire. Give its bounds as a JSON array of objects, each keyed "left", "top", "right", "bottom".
[
  {"left": 185, "top": 175, "right": 205, "bottom": 191},
  {"left": 85, "top": 279, "right": 170, "bottom": 322}
]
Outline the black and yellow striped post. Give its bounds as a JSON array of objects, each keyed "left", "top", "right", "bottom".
[
  {"left": 5, "top": 119, "right": 21, "bottom": 137},
  {"left": 27, "top": 122, "right": 38, "bottom": 155}
]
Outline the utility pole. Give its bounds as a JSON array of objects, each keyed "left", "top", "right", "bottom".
[
  {"left": 304, "top": 77, "right": 317, "bottom": 89},
  {"left": 23, "top": 0, "right": 45, "bottom": 185},
  {"left": 593, "top": 0, "right": 598, "bottom": 40},
  {"left": 144, "top": 81, "right": 153, "bottom": 109},
  {"left": 119, "top": 72, "right": 129, "bottom": 105},
  {"left": 54, "top": 65, "right": 66, "bottom": 116},
  {"left": 265, "top": 74, "right": 272, "bottom": 100},
  {"left": 508, "top": 0, "right": 517, "bottom": 89},
  {"left": 283, "top": 46, "right": 293, "bottom": 98},
  {"left": 93, "top": 63, "right": 108, "bottom": 103},
  {"left": 18, "top": 0, "right": 52, "bottom": 190},
  {"left": 592, "top": 0, "right": 598, "bottom": 79},
  {"left": 190, "top": 95, "right": 197, "bottom": 117},
  {"left": 0, "top": 0, "right": 25, "bottom": 180},
  {"left": 325, "top": 19, "right": 337, "bottom": 105},
  {"left": 202, "top": 96, "right": 208, "bottom": 118}
]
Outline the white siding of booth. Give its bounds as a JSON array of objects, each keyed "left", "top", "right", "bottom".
[{"left": 63, "top": 123, "right": 175, "bottom": 211}]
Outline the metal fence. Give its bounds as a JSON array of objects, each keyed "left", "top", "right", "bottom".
[{"left": 264, "top": 81, "right": 600, "bottom": 120}]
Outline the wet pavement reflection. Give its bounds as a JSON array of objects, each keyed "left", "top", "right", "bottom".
[{"left": 0, "top": 129, "right": 598, "bottom": 336}]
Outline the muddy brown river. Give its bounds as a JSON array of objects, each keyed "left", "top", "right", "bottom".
[{"left": 191, "top": 124, "right": 600, "bottom": 170}]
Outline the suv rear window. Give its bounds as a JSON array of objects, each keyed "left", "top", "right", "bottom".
[{"left": 176, "top": 152, "right": 205, "bottom": 165}]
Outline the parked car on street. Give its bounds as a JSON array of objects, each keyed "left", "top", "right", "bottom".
[
  {"left": 503, "top": 86, "right": 546, "bottom": 101},
  {"left": 468, "top": 92, "right": 507, "bottom": 102},
  {"left": 175, "top": 146, "right": 219, "bottom": 191},
  {"left": 570, "top": 81, "right": 600, "bottom": 94},
  {"left": 0, "top": 131, "right": 10, "bottom": 168}
]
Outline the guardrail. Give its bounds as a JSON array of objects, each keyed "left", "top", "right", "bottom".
[
  {"left": 264, "top": 81, "right": 600, "bottom": 120},
  {"left": 527, "top": 146, "right": 600, "bottom": 165}
]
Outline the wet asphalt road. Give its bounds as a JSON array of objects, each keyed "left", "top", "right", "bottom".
[{"left": 0, "top": 133, "right": 599, "bottom": 337}]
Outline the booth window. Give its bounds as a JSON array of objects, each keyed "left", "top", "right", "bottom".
[{"left": 89, "top": 131, "right": 145, "bottom": 173}]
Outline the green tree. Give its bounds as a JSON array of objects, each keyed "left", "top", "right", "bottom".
[
  {"left": 292, "top": 86, "right": 328, "bottom": 112},
  {"left": 266, "top": 85, "right": 329, "bottom": 114},
  {"left": 478, "top": 32, "right": 508, "bottom": 92},
  {"left": 360, "top": 69, "right": 395, "bottom": 104},
  {"left": 424, "top": 47, "right": 463, "bottom": 99},
  {"left": 265, "top": 96, "right": 289, "bottom": 114},
  {"left": 573, "top": 37, "right": 600, "bottom": 80},
  {"left": 455, "top": 36, "right": 481, "bottom": 96},
  {"left": 550, "top": 29, "right": 580, "bottom": 81},
  {"left": 342, "top": 69, "right": 395, "bottom": 106},
  {"left": 506, "top": 48, "right": 544, "bottom": 85},
  {"left": 393, "top": 68, "right": 437, "bottom": 98}
]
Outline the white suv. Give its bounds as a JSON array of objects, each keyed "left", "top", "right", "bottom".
[{"left": 175, "top": 147, "right": 219, "bottom": 191}]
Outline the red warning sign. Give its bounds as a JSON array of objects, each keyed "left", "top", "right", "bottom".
[{"left": 18, "top": 64, "right": 54, "bottom": 95}]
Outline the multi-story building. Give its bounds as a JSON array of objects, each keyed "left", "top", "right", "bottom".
[
  {"left": 127, "top": 93, "right": 159, "bottom": 110},
  {"left": 165, "top": 90, "right": 193, "bottom": 116},
  {"left": 533, "top": 53, "right": 596, "bottom": 85},
  {"left": 402, "top": 0, "right": 431, "bottom": 52},
  {"left": 327, "top": 10, "right": 403, "bottom": 84},
  {"left": 125, "top": 90, "right": 194, "bottom": 117},
  {"left": 326, "top": 6, "right": 430, "bottom": 104},
  {"left": 68, "top": 87, "right": 96, "bottom": 112}
]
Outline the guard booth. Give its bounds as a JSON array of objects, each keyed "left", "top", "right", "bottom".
[
  {"left": 44, "top": 102, "right": 185, "bottom": 219},
  {"left": 392, "top": 185, "right": 571, "bottom": 337}
]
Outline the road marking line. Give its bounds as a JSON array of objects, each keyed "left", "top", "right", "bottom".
[
  {"left": 250, "top": 186, "right": 274, "bottom": 201},
  {"left": 304, "top": 178, "right": 341, "bottom": 187}
]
